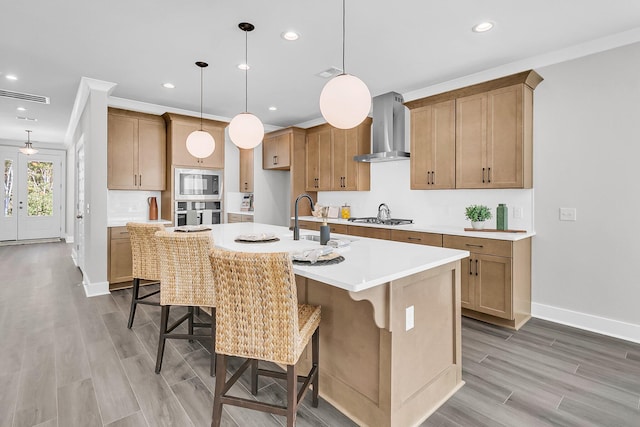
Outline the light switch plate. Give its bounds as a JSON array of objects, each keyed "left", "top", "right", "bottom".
[
  {"left": 559, "top": 207, "right": 577, "bottom": 221},
  {"left": 405, "top": 306, "right": 414, "bottom": 331}
]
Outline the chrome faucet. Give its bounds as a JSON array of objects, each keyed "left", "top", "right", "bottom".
[
  {"left": 293, "top": 194, "right": 315, "bottom": 240},
  {"left": 377, "top": 203, "right": 391, "bottom": 222}
]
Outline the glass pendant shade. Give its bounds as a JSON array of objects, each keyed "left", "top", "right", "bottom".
[
  {"left": 229, "top": 113, "right": 264, "bottom": 149},
  {"left": 320, "top": 73, "right": 371, "bottom": 129},
  {"left": 186, "top": 130, "right": 215, "bottom": 158},
  {"left": 19, "top": 142, "right": 38, "bottom": 155}
]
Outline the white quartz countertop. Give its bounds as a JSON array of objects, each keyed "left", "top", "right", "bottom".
[
  {"left": 108, "top": 218, "right": 172, "bottom": 227},
  {"left": 207, "top": 222, "right": 469, "bottom": 293},
  {"left": 295, "top": 216, "right": 535, "bottom": 241}
]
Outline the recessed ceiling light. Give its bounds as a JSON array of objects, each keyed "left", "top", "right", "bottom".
[
  {"left": 281, "top": 31, "right": 299, "bottom": 41},
  {"left": 268, "top": 106, "right": 277, "bottom": 111},
  {"left": 472, "top": 22, "right": 494, "bottom": 33},
  {"left": 6, "top": 75, "right": 18, "bottom": 81},
  {"left": 238, "top": 63, "right": 250, "bottom": 70},
  {"left": 17, "top": 107, "right": 26, "bottom": 111},
  {"left": 162, "top": 82, "right": 175, "bottom": 89}
]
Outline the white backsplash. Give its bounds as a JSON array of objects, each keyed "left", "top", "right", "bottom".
[
  {"left": 108, "top": 190, "right": 162, "bottom": 221},
  {"left": 226, "top": 192, "right": 244, "bottom": 213},
  {"left": 318, "top": 161, "right": 534, "bottom": 230}
]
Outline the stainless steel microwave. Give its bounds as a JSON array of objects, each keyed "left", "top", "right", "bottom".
[{"left": 175, "top": 168, "right": 222, "bottom": 201}]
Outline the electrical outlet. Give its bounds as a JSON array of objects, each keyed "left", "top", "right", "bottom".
[
  {"left": 513, "top": 207, "right": 523, "bottom": 219},
  {"left": 559, "top": 207, "right": 577, "bottom": 221},
  {"left": 405, "top": 306, "right": 414, "bottom": 331}
]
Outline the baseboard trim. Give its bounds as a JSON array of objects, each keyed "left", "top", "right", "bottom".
[
  {"left": 532, "top": 302, "right": 640, "bottom": 344},
  {"left": 82, "top": 273, "right": 110, "bottom": 297}
]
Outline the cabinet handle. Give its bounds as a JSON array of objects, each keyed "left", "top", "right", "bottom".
[
  {"left": 273, "top": 155, "right": 278, "bottom": 165},
  {"left": 432, "top": 171, "right": 435, "bottom": 185},
  {"left": 134, "top": 174, "right": 137, "bottom": 186},
  {"left": 465, "top": 243, "right": 484, "bottom": 248},
  {"left": 426, "top": 171, "right": 430, "bottom": 185},
  {"left": 488, "top": 167, "right": 491, "bottom": 183},
  {"left": 469, "top": 259, "right": 473, "bottom": 275},
  {"left": 407, "top": 237, "right": 422, "bottom": 241},
  {"left": 139, "top": 174, "right": 142, "bottom": 186},
  {"left": 482, "top": 168, "right": 485, "bottom": 183},
  {"left": 475, "top": 259, "right": 479, "bottom": 276}
]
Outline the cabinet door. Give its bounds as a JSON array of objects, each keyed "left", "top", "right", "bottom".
[
  {"left": 460, "top": 257, "right": 475, "bottom": 310},
  {"left": 475, "top": 254, "right": 512, "bottom": 319},
  {"left": 487, "top": 85, "right": 523, "bottom": 188},
  {"left": 201, "top": 124, "right": 225, "bottom": 169},
  {"left": 228, "top": 213, "right": 242, "bottom": 223},
  {"left": 332, "top": 128, "right": 347, "bottom": 190},
  {"left": 317, "top": 129, "right": 332, "bottom": 191},
  {"left": 239, "top": 148, "right": 254, "bottom": 193},
  {"left": 171, "top": 122, "right": 224, "bottom": 168},
  {"left": 137, "top": 118, "right": 166, "bottom": 190},
  {"left": 456, "top": 93, "right": 487, "bottom": 188},
  {"left": 109, "top": 237, "right": 133, "bottom": 283},
  {"left": 275, "top": 134, "right": 291, "bottom": 168},
  {"left": 108, "top": 114, "right": 138, "bottom": 189},
  {"left": 411, "top": 101, "right": 455, "bottom": 190},
  {"left": 262, "top": 135, "right": 278, "bottom": 169},
  {"left": 305, "top": 131, "right": 320, "bottom": 190}
]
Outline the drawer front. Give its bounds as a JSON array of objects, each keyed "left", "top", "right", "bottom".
[
  {"left": 241, "top": 215, "right": 254, "bottom": 223},
  {"left": 348, "top": 226, "right": 391, "bottom": 240},
  {"left": 110, "top": 226, "right": 130, "bottom": 240},
  {"left": 327, "top": 224, "right": 348, "bottom": 234},
  {"left": 228, "top": 213, "right": 242, "bottom": 223},
  {"left": 298, "top": 220, "right": 321, "bottom": 231},
  {"left": 443, "top": 235, "right": 512, "bottom": 257},
  {"left": 390, "top": 230, "right": 442, "bottom": 247}
]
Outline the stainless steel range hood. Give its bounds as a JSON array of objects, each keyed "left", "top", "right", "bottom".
[{"left": 354, "top": 91, "right": 410, "bottom": 162}]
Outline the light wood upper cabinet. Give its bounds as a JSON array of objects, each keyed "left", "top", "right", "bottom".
[
  {"left": 406, "top": 70, "right": 542, "bottom": 190},
  {"left": 262, "top": 133, "right": 291, "bottom": 170},
  {"left": 163, "top": 113, "right": 225, "bottom": 169},
  {"left": 239, "top": 148, "right": 254, "bottom": 193},
  {"left": 456, "top": 84, "right": 528, "bottom": 188},
  {"left": 108, "top": 108, "right": 166, "bottom": 190},
  {"left": 305, "top": 126, "right": 332, "bottom": 191},
  {"left": 410, "top": 100, "right": 456, "bottom": 189},
  {"left": 305, "top": 118, "right": 371, "bottom": 192}
]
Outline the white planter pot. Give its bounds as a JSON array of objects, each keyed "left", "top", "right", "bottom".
[{"left": 471, "top": 221, "right": 485, "bottom": 230}]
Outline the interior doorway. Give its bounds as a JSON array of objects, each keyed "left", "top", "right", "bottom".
[{"left": 0, "top": 146, "right": 65, "bottom": 241}]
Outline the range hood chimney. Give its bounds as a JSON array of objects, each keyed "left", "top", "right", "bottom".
[{"left": 354, "top": 91, "right": 410, "bottom": 162}]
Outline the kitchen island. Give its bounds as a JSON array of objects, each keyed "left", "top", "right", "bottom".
[{"left": 208, "top": 222, "right": 469, "bottom": 427}]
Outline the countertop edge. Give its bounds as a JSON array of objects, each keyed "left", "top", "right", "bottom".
[{"left": 293, "top": 216, "right": 535, "bottom": 241}]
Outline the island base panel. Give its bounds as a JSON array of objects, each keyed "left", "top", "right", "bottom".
[{"left": 295, "top": 261, "right": 462, "bottom": 427}]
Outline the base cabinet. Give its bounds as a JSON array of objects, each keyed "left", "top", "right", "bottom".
[
  {"left": 444, "top": 235, "right": 531, "bottom": 330},
  {"left": 228, "top": 213, "right": 254, "bottom": 223},
  {"left": 107, "top": 227, "right": 133, "bottom": 285}
]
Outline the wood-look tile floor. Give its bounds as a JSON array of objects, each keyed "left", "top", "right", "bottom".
[{"left": 1, "top": 242, "right": 639, "bottom": 426}]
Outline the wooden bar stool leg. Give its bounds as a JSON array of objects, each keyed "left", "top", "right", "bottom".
[
  {"left": 211, "top": 354, "right": 227, "bottom": 427},
  {"left": 155, "top": 305, "right": 170, "bottom": 373},
  {"left": 188, "top": 306, "right": 194, "bottom": 343},
  {"left": 127, "top": 278, "right": 140, "bottom": 329},
  {"left": 287, "top": 364, "right": 297, "bottom": 427},
  {"left": 312, "top": 327, "right": 320, "bottom": 408},
  {"left": 210, "top": 309, "right": 216, "bottom": 377},
  {"left": 250, "top": 360, "right": 258, "bottom": 395}
]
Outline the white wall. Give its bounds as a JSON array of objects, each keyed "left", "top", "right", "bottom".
[
  {"left": 532, "top": 42, "right": 640, "bottom": 341},
  {"left": 107, "top": 190, "right": 162, "bottom": 221}
]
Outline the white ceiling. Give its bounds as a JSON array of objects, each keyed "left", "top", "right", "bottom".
[{"left": 2, "top": 0, "right": 640, "bottom": 145}]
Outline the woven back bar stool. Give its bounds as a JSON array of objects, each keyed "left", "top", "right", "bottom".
[
  {"left": 155, "top": 230, "right": 217, "bottom": 376},
  {"left": 208, "top": 249, "right": 321, "bottom": 427},
  {"left": 126, "top": 222, "right": 165, "bottom": 329}
]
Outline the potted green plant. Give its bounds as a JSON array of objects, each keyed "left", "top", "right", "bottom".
[{"left": 465, "top": 205, "right": 492, "bottom": 230}]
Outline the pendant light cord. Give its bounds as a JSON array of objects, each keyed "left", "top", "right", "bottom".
[
  {"left": 199, "top": 66, "right": 204, "bottom": 130},
  {"left": 245, "top": 29, "right": 249, "bottom": 113},
  {"left": 342, "top": 0, "right": 346, "bottom": 74}
]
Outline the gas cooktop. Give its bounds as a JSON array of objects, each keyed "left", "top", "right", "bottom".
[{"left": 348, "top": 217, "right": 413, "bottom": 226}]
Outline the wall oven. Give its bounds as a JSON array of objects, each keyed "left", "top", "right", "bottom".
[
  {"left": 175, "top": 168, "right": 222, "bottom": 201},
  {"left": 175, "top": 201, "right": 222, "bottom": 226}
]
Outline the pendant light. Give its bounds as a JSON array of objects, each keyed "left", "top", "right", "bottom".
[
  {"left": 319, "top": 0, "right": 371, "bottom": 129},
  {"left": 229, "top": 22, "right": 265, "bottom": 150},
  {"left": 19, "top": 130, "right": 38, "bottom": 155},
  {"left": 186, "top": 61, "right": 216, "bottom": 159}
]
